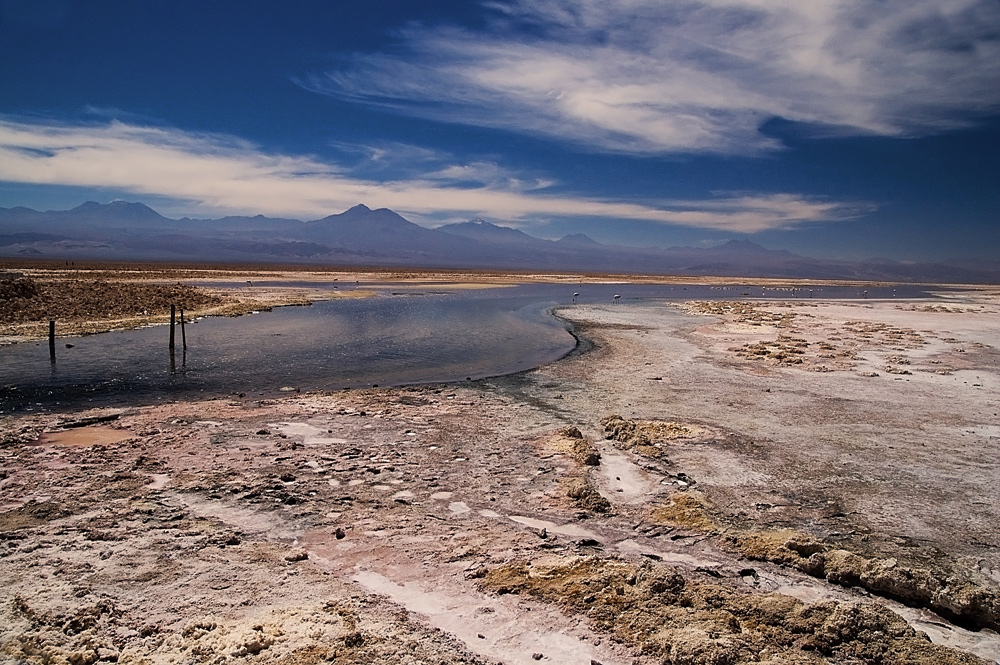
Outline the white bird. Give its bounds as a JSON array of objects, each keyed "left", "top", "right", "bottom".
[{"left": 613, "top": 294, "right": 621, "bottom": 304}]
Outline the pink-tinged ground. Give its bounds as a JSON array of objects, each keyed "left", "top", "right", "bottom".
[{"left": 2, "top": 287, "right": 999, "bottom": 664}]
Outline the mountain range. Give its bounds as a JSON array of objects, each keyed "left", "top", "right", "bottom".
[{"left": 1, "top": 201, "right": 998, "bottom": 283}]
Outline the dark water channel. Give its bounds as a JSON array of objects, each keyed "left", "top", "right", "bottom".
[{"left": 1, "top": 282, "right": 932, "bottom": 413}]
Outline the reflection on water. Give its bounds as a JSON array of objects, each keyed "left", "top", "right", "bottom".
[{"left": 0, "top": 282, "right": 932, "bottom": 413}]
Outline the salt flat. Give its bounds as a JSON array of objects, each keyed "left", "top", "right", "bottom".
[{"left": 2, "top": 288, "right": 999, "bottom": 664}]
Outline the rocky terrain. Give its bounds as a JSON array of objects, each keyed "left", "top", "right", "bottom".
[{"left": 2, "top": 283, "right": 999, "bottom": 664}]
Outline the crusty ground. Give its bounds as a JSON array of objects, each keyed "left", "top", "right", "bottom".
[{"left": 2, "top": 283, "right": 999, "bottom": 664}]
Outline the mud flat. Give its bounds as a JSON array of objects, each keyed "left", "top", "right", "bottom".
[{"left": 2, "top": 289, "right": 999, "bottom": 664}]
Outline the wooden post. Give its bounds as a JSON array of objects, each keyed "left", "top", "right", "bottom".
[
  {"left": 179, "top": 308, "right": 187, "bottom": 350},
  {"left": 169, "top": 305, "right": 176, "bottom": 351},
  {"left": 49, "top": 320, "right": 56, "bottom": 363}
]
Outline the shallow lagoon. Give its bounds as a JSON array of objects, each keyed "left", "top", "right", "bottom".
[{"left": 0, "top": 282, "right": 930, "bottom": 412}]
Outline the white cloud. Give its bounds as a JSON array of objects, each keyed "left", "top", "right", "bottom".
[
  {"left": 422, "top": 161, "right": 556, "bottom": 192},
  {"left": 0, "top": 117, "right": 858, "bottom": 232},
  {"left": 302, "top": 0, "right": 1000, "bottom": 154},
  {"left": 327, "top": 140, "right": 446, "bottom": 170},
  {"left": 323, "top": 142, "right": 557, "bottom": 193}
]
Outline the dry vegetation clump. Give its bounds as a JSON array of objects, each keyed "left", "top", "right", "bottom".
[
  {"left": 2, "top": 594, "right": 489, "bottom": 665},
  {"left": 0, "top": 500, "right": 80, "bottom": 532},
  {"left": 840, "top": 321, "right": 925, "bottom": 347},
  {"left": 3, "top": 595, "right": 125, "bottom": 665},
  {"left": 549, "top": 427, "right": 611, "bottom": 513},
  {"left": 562, "top": 476, "right": 613, "bottom": 513},
  {"left": 684, "top": 301, "right": 797, "bottom": 327},
  {"left": 601, "top": 414, "right": 700, "bottom": 457},
  {"left": 722, "top": 532, "right": 1000, "bottom": 632},
  {"left": 731, "top": 334, "right": 810, "bottom": 365},
  {"left": 906, "top": 305, "right": 966, "bottom": 313},
  {"left": 478, "top": 556, "right": 982, "bottom": 664},
  {"left": 808, "top": 551, "right": 1000, "bottom": 634},
  {"left": 551, "top": 426, "right": 601, "bottom": 466},
  {"left": 722, "top": 530, "right": 826, "bottom": 566},
  {"left": 0, "top": 277, "right": 221, "bottom": 324},
  {"left": 684, "top": 301, "right": 932, "bottom": 374},
  {"left": 651, "top": 491, "right": 718, "bottom": 531}
]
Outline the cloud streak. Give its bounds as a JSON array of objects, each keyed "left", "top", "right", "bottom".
[
  {"left": 303, "top": 0, "right": 1000, "bottom": 154},
  {"left": 0, "top": 117, "right": 859, "bottom": 232}
]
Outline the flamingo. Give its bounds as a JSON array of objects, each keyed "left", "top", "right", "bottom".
[
  {"left": 613, "top": 294, "right": 621, "bottom": 304},
  {"left": 573, "top": 292, "right": 579, "bottom": 303}
]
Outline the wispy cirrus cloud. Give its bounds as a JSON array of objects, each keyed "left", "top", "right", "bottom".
[
  {"left": 301, "top": 0, "right": 1000, "bottom": 154},
  {"left": 0, "top": 117, "right": 861, "bottom": 231},
  {"left": 327, "top": 140, "right": 446, "bottom": 173},
  {"left": 326, "top": 141, "right": 553, "bottom": 190}
]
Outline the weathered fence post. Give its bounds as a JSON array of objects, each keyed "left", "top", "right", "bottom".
[
  {"left": 169, "top": 305, "right": 176, "bottom": 351},
  {"left": 179, "top": 308, "right": 187, "bottom": 350}
]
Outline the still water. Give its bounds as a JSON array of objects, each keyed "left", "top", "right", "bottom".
[{"left": 0, "top": 282, "right": 930, "bottom": 413}]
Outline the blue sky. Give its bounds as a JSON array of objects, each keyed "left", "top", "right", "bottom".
[{"left": 1, "top": 0, "right": 998, "bottom": 261}]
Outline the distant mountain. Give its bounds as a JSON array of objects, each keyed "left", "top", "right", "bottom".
[
  {"left": 301, "top": 204, "right": 482, "bottom": 260},
  {"left": 0, "top": 232, "right": 68, "bottom": 246},
  {"left": 1, "top": 201, "right": 998, "bottom": 283},
  {"left": 0, "top": 206, "right": 44, "bottom": 222},
  {"left": 704, "top": 239, "right": 793, "bottom": 256},
  {"left": 556, "top": 233, "right": 603, "bottom": 248},
  {"left": 0, "top": 200, "right": 174, "bottom": 237},
  {"left": 438, "top": 219, "right": 543, "bottom": 248},
  {"left": 68, "top": 200, "right": 165, "bottom": 221},
  {"left": 940, "top": 257, "right": 1000, "bottom": 273},
  {"left": 140, "top": 234, "right": 332, "bottom": 259},
  {"left": 179, "top": 213, "right": 304, "bottom": 235}
]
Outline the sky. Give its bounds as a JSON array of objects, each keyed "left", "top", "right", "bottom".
[{"left": 1, "top": 0, "right": 998, "bottom": 262}]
